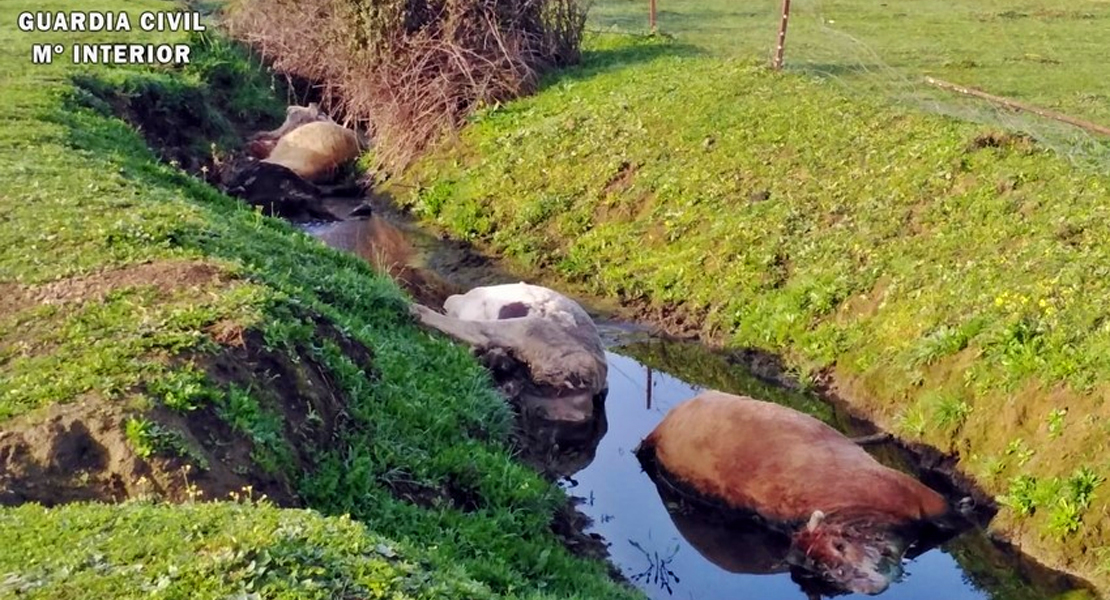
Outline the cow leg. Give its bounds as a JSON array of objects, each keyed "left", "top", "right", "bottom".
[{"left": 409, "top": 304, "right": 496, "bottom": 348}]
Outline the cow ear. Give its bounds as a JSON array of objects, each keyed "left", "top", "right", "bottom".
[{"left": 807, "top": 510, "right": 825, "bottom": 531}]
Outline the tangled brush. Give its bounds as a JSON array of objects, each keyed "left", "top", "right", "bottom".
[{"left": 225, "top": 0, "right": 587, "bottom": 175}]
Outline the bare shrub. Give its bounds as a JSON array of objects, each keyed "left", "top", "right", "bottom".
[{"left": 224, "top": 0, "right": 587, "bottom": 175}]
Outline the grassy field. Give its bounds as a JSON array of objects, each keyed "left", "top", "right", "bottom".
[
  {"left": 0, "top": 1, "right": 640, "bottom": 598},
  {"left": 589, "top": 0, "right": 1110, "bottom": 135},
  {"left": 1, "top": 502, "right": 501, "bottom": 599},
  {"left": 399, "top": 33, "right": 1110, "bottom": 590}
]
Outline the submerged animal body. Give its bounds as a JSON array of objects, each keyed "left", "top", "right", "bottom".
[
  {"left": 410, "top": 283, "right": 607, "bottom": 425},
  {"left": 636, "top": 391, "right": 967, "bottom": 595},
  {"left": 247, "top": 103, "right": 332, "bottom": 159},
  {"left": 650, "top": 475, "right": 848, "bottom": 600},
  {"left": 261, "top": 120, "right": 361, "bottom": 183}
]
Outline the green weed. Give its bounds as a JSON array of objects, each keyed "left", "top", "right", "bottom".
[
  {"left": 1047, "top": 407, "right": 1068, "bottom": 439},
  {"left": 1067, "top": 466, "right": 1103, "bottom": 509},
  {"left": 148, "top": 365, "right": 221, "bottom": 412},
  {"left": 124, "top": 416, "right": 209, "bottom": 469},
  {"left": 215, "top": 384, "right": 293, "bottom": 476},
  {"left": 1005, "top": 438, "right": 1036, "bottom": 467},
  {"left": 1000, "top": 475, "right": 1039, "bottom": 517}
]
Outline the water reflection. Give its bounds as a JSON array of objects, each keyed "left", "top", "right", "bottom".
[
  {"left": 648, "top": 476, "right": 847, "bottom": 600},
  {"left": 513, "top": 390, "right": 609, "bottom": 480}
]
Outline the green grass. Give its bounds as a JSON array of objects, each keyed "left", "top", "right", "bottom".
[
  {"left": 0, "top": 501, "right": 499, "bottom": 599},
  {"left": 399, "top": 32, "right": 1110, "bottom": 587},
  {"left": 0, "top": 1, "right": 640, "bottom": 598},
  {"left": 589, "top": 0, "right": 1110, "bottom": 129}
]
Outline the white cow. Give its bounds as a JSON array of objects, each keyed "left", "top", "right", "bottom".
[{"left": 410, "top": 282, "right": 608, "bottom": 424}]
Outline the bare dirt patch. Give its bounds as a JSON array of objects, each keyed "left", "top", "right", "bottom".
[
  {"left": 3, "top": 260, "right": 229, "bottom": 315},
  {"left": 603, "top": 161, "right": 639, "bottom": 196},
  {"left": 614, "top": 297, "right": 715, "bottom": 341},
  {"left": 967, "top": 130, "right": 1037, "bottom": 153},
  {"left": 0, "top": 399, "right": 150, "bottom": 505}
]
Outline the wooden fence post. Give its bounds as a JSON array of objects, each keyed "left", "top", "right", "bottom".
[
  {"left": 772, "top": 0, "right": 791, "bottom": 70},
  {"left": 649, "top": 0, "right": 657, "bottom": 32}
]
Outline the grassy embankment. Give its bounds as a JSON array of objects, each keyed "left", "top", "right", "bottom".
[
  {"left": 397, "top": 33, "right": 1110, "bottom": 589},
  {"left": 589, "top": 0, "right": 1110, "bottom": 128},
  {"left": 0, "top": 1, "right": 639, "bottom": 598}
]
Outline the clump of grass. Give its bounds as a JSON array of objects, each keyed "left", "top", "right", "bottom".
[
  {"left": 124, "top": 416, "right": 209, "bottom": 470},
  {"left": 895, "top": 404, "right": 928, "bottom": 438},
  {"left": 148, "top": 365, "right": 221, "bottom": 413},
  {"left": 910, "top": 319, "right": 985, "bottom": 366},
  {"left": 1000, "top": 474, "right": 1039, "bottom": 517},
  {"left": 932, "top": 392, "right": 973, "bottom": 433},
  {"left": 1047, "top": 407, "right": 1068, "bottom": 439}
]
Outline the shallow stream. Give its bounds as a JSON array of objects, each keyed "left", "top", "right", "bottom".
[{"left": 303, "top": 205, "right": 1096, "bottom": 600}]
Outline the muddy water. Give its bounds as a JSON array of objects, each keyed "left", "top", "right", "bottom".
[{"left": 301, "top": 208, "right": 1096, "bottom": 600}]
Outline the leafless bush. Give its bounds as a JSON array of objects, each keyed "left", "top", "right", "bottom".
[{"left": 224, "top": 0, "right": 587, "bottom": 175}]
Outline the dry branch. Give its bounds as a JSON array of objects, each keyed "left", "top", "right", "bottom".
[{"left": 924, "top": 76, "right": 1110, "bottom": 138}]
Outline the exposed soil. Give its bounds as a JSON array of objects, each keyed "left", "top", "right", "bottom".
[
  {"left": 0, "top": 400, "right": 154, "bottom": 505},
  {"left": 2, "top": 259, "right": 230, "bottom": 316},
  {"left": 0, "top": 305, "right": 372, "bottom": 508},
  {"left": 603, "top": 161, "right": 639, "bottom": 196},
  {"left": 967, "top": 130, "right": 1037, "bottom": 153}
]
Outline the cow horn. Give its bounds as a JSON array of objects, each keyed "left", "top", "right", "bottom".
[{"left": 807, "top": 510, "right": 825, "bottom": 531}]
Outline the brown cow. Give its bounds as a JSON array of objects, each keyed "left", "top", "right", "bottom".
[
  {"left": 261, "top": 120, "right": 362, "bottom": 183},
  {"left": 246, "top": 103, "right": 332, "bottom": 159},
  {"left": 636, "top": 391, "right": 971, "bottom": 595}
]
